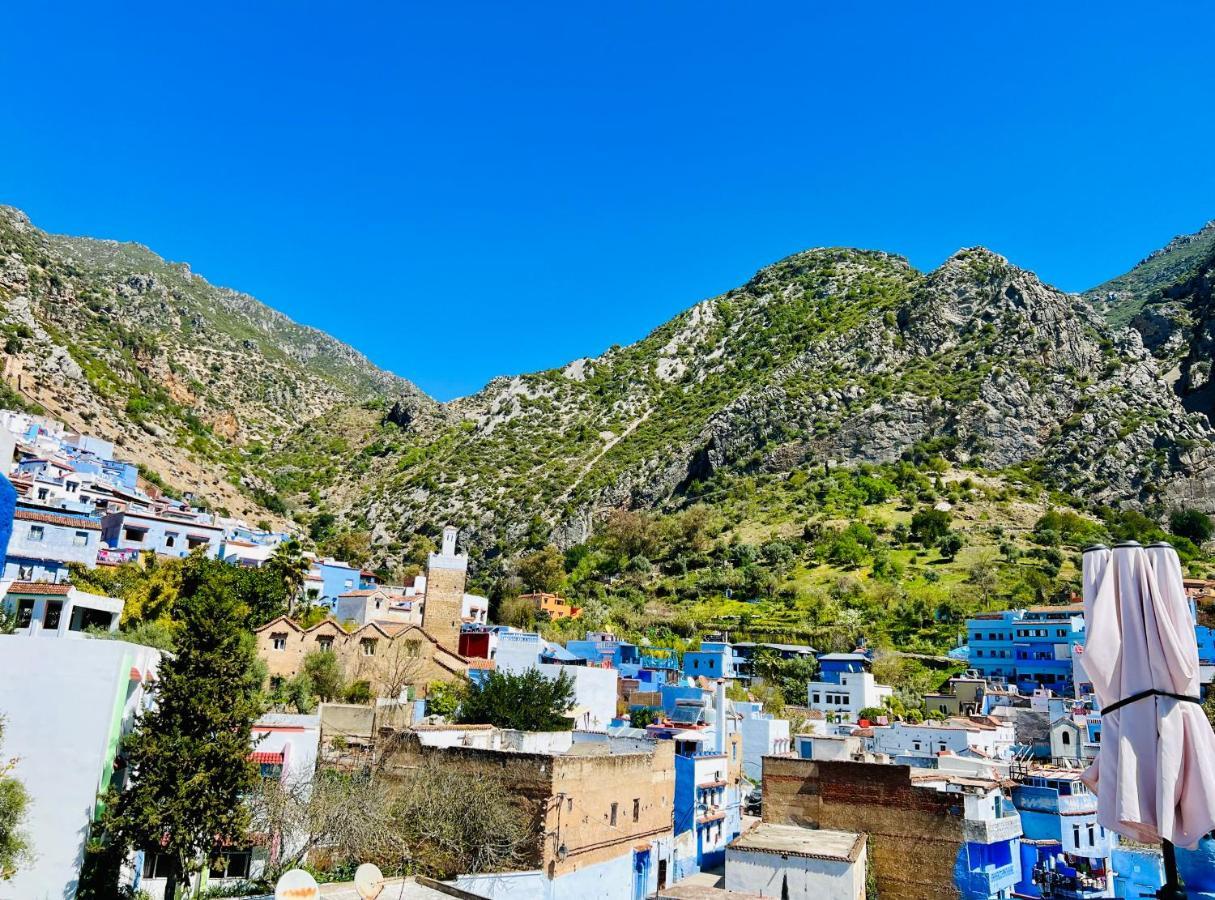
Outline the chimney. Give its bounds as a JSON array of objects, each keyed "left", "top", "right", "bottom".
[{"left": 715, "top": 678, "right": 727, "bottom": 755}]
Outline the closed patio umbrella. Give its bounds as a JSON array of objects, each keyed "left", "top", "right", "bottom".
[{"left": 1081, "top": 541, "right": 1215, "bottom": 896}]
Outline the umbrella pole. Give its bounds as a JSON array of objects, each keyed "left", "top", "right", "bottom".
[{"left": 1159, "top": 839, "right": 1184, "bottom": 898}]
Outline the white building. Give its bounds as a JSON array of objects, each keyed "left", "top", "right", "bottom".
[
  {"left": 725, "top": 824, "right": 867, "bottom": 899},
  {"left": 869, "top": 718, "right": 1015, "bottom": 762},
  {"left": 736, "top": 701, "right": 791, "bottom": 783},
  {"left": 1, "top": 580, "right": 123, "bottom": 636},
  {"left": 491, "top": 631, "right": 619, "bottom": 732},
  {"left": 0, "top": 636, "right": 161, "bottom": 900},
  {"left": 333, "top": 587, "right": 420, "bottom": 628},
  {"left": 805, "top": 671, "right": 892, "bottom": 724},
  {"left": 135, "top": 714, "right": 322, "bottom": 898}
]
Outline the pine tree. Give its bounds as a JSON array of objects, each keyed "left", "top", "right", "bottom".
[{"left": 109, "top": 557, "right": 264, "bottom": 898}]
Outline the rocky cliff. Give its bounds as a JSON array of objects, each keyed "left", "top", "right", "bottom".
[{"left": 0, "top": 206, "right": 429, "bottom": 518}]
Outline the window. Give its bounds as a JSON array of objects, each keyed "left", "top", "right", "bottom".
[
  {"left": 1087, "top": 825, "right": 1095, "bottom": 846},
  {"left": 44, "top": 600, "right": 62, "bottom": 630},
  {"left": 317, "top": 636, "right": 334, "bottom": 652},
  {"left": 610, "top": 802, "right": 618, "bottom": 826},
  {"left": 36, "top": 488, "right": 48, "bottom": 500},
  {"left": 361, "top": 638, "right": 377, "bottom": 656},
  {"left": 344, "top": 579, "right": 354, "bottom": 589},
  {"left": 165, "top": 533, "right": 176, "bottom": 548},
  {"left": 17, "top": 564, "right": 33, "bottom": 580},
  {"left": 27, "top": 525, "right": 44, "bottom": 542},
  {"left": 1073, "top": 824, "right": 1081, "bottom": 846},
  {"left": 812, "top": 693, "right": 821, "bottom": 703},
  {"left": 187, "top": 535, "right": 208, "bottom": 550},
  {"left": 271, "top": 633, "right": 287, "bottom": 651},
  {"left": 16, "top": 599, "right": 34, "bottom": 628},
  {"left": 306, "top": 588, "right": 320, "bottom": 600},
  {"left": 65, "top": 482, "right": 78, "bottom": 493},
  {"left": 1062, "top": 730, "right": 1071, "bottom": 746},
  {"left": 259, "top": 762, "right": 284, "bottom": 780},
  {"left": 143, "top": 851, "right": 177, "bottom": 880},
  {"left": 404, "top": 640, "right": 421, "bottom": 658},
  {"left": 692, "top": 660, "right": 699, "bottom": 670},
  {"left": 633, "top": 798, "right": 640, "bottom": 822},
  {"left": 124, "top": 527, "right": 145, "bottom": 543},
  {"left": 209, "top": 849, "right": 252, "bottom": 880},
  {"left": 73, "top": 530, "right": 89, "bottom": 547},
  {"left": 374, "top": 598, "right": 382, "bottom": 609}
]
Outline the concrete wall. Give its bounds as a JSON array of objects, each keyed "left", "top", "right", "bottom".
[
  {"left": 763, "top": 757, "right": 965, "bottom": 900},
  {"left": 0, "top": 636, "right": 160, "bottom": 900},
  {"left": 725, "top": 846, "right": 865, "bottom": 899}
]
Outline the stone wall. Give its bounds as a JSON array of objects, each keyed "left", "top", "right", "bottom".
[
  {"left": 762, "top": 757, "right": 964, "bottom": 900},
  {"left": 255, "top": 617, "right": 466, "bottom": 699},
  {"left": 421, "top": 564, "right": 465, "bottom": 653}
]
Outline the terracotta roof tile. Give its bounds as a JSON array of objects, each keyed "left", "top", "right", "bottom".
[
  {"left": 7, "top": 581, "right": 73, "bottom": 595},
  {"left": 14, "top": 508, "right": 101, "bottom": 530}
]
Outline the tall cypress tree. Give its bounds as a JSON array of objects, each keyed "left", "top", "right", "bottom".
[{"left": 110, "top": 556, "right": 264, "bottom": 898}]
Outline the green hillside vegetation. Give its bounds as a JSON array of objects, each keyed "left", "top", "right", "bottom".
[{"left": 492, "top": 457, "right": 1212, "bottom": 658}]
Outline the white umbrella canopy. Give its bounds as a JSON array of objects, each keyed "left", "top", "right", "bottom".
[{"left": 1080, "top": 541, "right": 1215, "bottom": 849}]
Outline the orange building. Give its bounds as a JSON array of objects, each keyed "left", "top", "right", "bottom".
[{"left": 519, "top": 591, "right": 582, "bottom": 620}]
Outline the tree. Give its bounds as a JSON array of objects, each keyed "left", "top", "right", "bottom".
[
  {"left": 426, "top": 680, "right": 467, "bottom": 719},
  {"left": 910, "top": 508, "right": 951, "bottom": 545},
  {"left": 517, "top": 546, "right": 566, "bottom": 594},
  {"left": 248, "top": 770, "right": 405, "bottom": 883},
  {"left": 457, "top": 669, "right": 575, "bottom": 731},
  {"left": 390, "top": 759, "right": 534, "bottom": 878},
  {"left": 0, "top": 719, "right": 29, "bottom": 882},
  {"left": 107, "top": 557, "right": 264, "bottom": 899},
  {"left": 267, "top": 540, "right": 311, "bottom": 613},
  {"left": 629, "top": 707, "right": 658, "bottom": 728},
  {"left": 373, "top": 639, "right": 429, "bottom": 701},
  {"left": 937, "top": 532, "right": 963, "bottom": 560},
  {"left": 302, "top": 649, "right": 346, "bottom": 702},
  {"left": 1171, "top": 508, "right": 1214, "bottom": 546}
]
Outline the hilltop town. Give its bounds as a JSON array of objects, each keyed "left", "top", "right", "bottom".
[{"left": 0, "top": 405, "right": 1213, "bottom": 900}]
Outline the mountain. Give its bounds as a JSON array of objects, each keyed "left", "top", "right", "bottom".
[
  {"left": 5, "top": 204, "right": 1214, "bottom": 572},
  {"left": 0, "top": 205, "right": 430, "bottom": 519},
  {"left": 262, "top": 244, "right": 1215, "bottom": 569},
  {"left": 1086, "top": 220, "right": 1215, "bottom": 427}
]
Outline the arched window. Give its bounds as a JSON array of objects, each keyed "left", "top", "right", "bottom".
[{"left": 1061, "top": 730, "right": 1071, "bottom": 745}]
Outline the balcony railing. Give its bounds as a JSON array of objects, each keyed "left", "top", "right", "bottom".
[{"left": 973, "top": 862, "right": 1018, "bottom": 894}]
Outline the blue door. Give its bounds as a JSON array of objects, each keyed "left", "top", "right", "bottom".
[{"left": 633, "top": 849, "right": 651, "bottom": 900}]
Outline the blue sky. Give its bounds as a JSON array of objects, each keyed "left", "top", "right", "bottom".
[{"left": 3, "top": 3, "right": 1214, "bottom": 400}]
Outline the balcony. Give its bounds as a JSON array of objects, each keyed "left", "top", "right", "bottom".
[
  {"left": 963, "top": 815, "right": 1023, "bottom": 845},
  {"left": 971, "top": 862, "right": 1018, "bottom": 894}
]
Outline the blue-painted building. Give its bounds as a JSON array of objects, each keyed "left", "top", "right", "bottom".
[
  {"left": 681, "top": 641, "right": 738, "bottom": 680},
  {"left": 816, "top": 651, "right": 870, "bottom": 684},
  {"left": 567, "top": 633, "right": 641, "bottom": 668},
  {"left": 4, "top": 503, "right": 101, "bottom": 582},
  {"left": 1011, "top": 771, "right": 1116, "bottom": 898},
  {"left": 670, "top": 734, "right": 743, "bottom": 880},
  {"left": 967, "top": 605, "right": 1085, "bottom": 696},
  {"left": 314, "top": 558, "right": 362, "bottom": 607}
]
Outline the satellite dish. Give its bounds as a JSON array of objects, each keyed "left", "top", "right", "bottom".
[
  {"left": 355, "top": 862, "right": 385, "bottom": 899},
  {"left": 275, "top": 868, "right": 320, "bottom": 900}
]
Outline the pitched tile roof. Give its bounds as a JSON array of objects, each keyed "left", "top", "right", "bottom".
[
  {"left": 14, "top": 508, "right": 101, "bottom": 530},
  {"left": 7, "top": 581, "right": 73, "bottom": 595}
]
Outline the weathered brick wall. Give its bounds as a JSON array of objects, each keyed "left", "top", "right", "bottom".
[
  {"left": 762, "top": 757, "right": 963, "bottom": 900},
  {"left": 379, "top": 736, "right": 676, "bottom": 879},
  {"left": 548, "top": 740, "right": 676, "bottom": 877}
]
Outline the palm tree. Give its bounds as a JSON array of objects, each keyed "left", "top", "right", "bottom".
[{"left": 268, "top": 539, "right": 310, "bottom": 614}]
